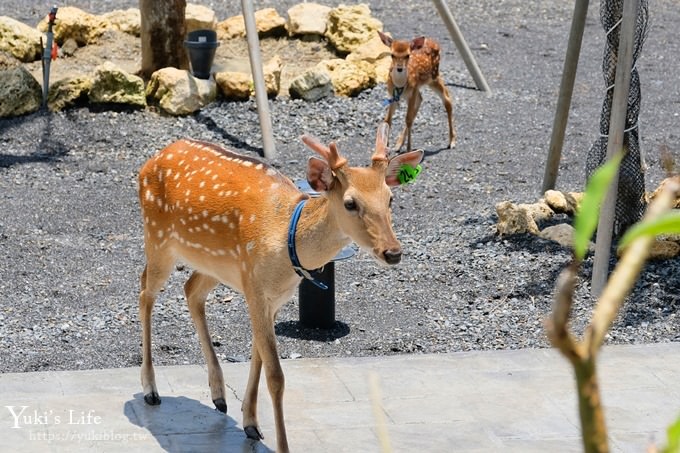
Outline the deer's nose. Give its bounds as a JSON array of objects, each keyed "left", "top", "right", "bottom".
[
  {"left": 383, "top": 248, "right": 402, "bottom": 265},
  {"left": 396, "top": 67, "right": 403, "bottom": 73}
]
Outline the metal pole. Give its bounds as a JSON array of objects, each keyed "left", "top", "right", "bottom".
[
  {"left": 431, "top": 0, "right": 491, "bottom": 95},
  {"left": 42, "top": 6, "right": 58, "bottom": 108},
  {"left": 241, "top": 0, "right": 276, "bottom": 159},
  {"left": 542, "top": 0, "right": 590, "bottom": 193},
  {"left": 591, "top": 0, "right": 639, "bottom": 296}
]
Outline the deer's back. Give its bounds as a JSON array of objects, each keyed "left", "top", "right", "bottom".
[
  {"left": 139, "top": 139, "right": 303, "bottom": 283},
  {"left": 409, "top": 38, "right": 441, "bottom": 85}
]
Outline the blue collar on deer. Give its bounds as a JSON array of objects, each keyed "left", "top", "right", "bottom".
[
  {"left": 382, "top": 86, "right": 405, "bottom": 107},
  {"left": 287, "top": 199, "right": 328, "bottom": 290}
]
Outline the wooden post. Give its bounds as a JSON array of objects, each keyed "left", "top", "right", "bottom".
[
  {"left": 431, "top": 0, "right": 491, "bottom": 94},
  {"left": 139, "top": 0, "right": 188, "bottom": 79},
  {"left": 591, "top": 0, "right": 639, "bottom": 296},
  {"left": 241, "top": 0, "right": 276, "bottom": 159},
  {"left": 542, "top": 0, "right": 590, "bottom": 193}
]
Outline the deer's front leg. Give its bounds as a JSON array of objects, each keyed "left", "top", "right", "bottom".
[
  {"left": 242, "top": 342, "right": 264, "bottom": 440},
  {"left": 396, "top": 89, "right": 422, "bottom": 151},
  {"left": 184, "top": 271, "right": 226, "bottom": 412},
  {"left": 247, "top": 295, "right": 289, "bottom": 453}
]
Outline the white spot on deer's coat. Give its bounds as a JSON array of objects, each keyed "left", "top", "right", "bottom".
[
  {"left": 255, "top": 163, "right": 263, "bottom": 171},
  {"left": 166, "top": 169, "right": 172, "bottom": 177},
  {"left": 246, "top": 241, "right": 256, "bottom": 254},
  {"left": 199, "top": 181, "right": 205, "bottom": 188},
  {"left": 145, "top": 190, "right": 154, "bottom": 202},
  {"left": 166, "top": 153, "right": 174, "bottom": 160},
  {"left": 249, "top": 214, "right": 256, "bottom": 223},
  {"left": 199, "top": 195, "right": 205, "bottom": 202},
  {"left": 270, "top": 183, "right": 280, "bottom": 190},
  {"left": 242, "top": 161, "right": 253, "bottom": 167},
  {"left": 157, "top": 230, "right": 164, "bottom": 239},
  {"left": 142, "top": 176, "right": 148, "bottom": 187},
  {"left": 266, "top": 168, "right": 277, "bottom": 177},
  {"left": 202, "top": 210, "right": 209, "bottom": 218}
]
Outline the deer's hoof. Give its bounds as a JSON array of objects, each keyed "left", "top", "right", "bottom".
[
  {"left": 213, "top": 398, "right": 227, "bottom": 414},
  {"left": 244, "top": 425, "right": 264, "bottom": 440},
  {"left": 144, "top": 392, "right": 161, "bottom": 406}
]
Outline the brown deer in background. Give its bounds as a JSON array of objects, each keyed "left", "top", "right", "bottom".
[
  {"left": 137, "top": 123, "right": 423, "bottom": 453},
  {"left": 379, "top": 30, "right": 457, "bottom": 152}
]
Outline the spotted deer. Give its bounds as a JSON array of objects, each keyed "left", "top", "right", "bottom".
[
  {"left": 378, "top": 30, "right": 457, "bottom": 152},
  {"left": 137, "top": 123, "right": 423, "bottom": 453}
]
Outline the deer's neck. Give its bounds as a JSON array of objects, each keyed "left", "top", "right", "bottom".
[
  {"left": 390, "top": 67, "right": 408, "bottom": 89},
  {"left": 293, "top": 196, "right": 351, "bottom": 270}
]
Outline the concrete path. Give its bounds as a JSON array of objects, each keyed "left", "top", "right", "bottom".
[{"left": 1, "top": 343, "right": 679, "bottom": 452}]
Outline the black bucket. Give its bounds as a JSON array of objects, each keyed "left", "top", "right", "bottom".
[{"left": 184, "top": 29, "right": 220, "bottom": 79}]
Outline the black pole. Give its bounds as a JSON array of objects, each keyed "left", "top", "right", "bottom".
[{"left": 298, "top": 262, "right": 335, "bottom": 329}]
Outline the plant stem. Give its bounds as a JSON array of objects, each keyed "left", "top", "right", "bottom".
[{"left": 576, "top": 358, "right": 608, "bottom": 453}]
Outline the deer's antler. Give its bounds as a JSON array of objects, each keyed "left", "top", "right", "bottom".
[
  {"left": 301, "top": 135, "right": 347, "bottom": 170},
  {"left": 372, "top": 122, "right": 390, "bottom": 164}
]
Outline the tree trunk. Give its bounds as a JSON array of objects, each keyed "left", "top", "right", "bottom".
[{"left": 139, "top": 0, "right": 188, "bottom": 79}]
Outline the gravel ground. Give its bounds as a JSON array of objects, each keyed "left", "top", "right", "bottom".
[{"left": 1, "top": 0, "right": 679, "bottom": 374}]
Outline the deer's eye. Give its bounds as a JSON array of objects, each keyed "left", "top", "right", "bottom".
[{"left": 344, "top": 199, "right": 357, "bottom": 211}]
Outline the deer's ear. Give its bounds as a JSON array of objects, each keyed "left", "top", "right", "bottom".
[
  {"left": 378, "top": 30, "right": 392, "bottom": 47},
  {"left": 385, "top": 150, "right": 424, "bottom": 187},
  {"left": 411, "top": 36, "right": 426, "bottom": 51},
  {"left": 306, "top": 156, "right": 335, "bottom": 192}
]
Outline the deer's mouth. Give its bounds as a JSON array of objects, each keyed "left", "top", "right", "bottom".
[{"left": 369, "top": 246, "right": 402, "bottom": 266}]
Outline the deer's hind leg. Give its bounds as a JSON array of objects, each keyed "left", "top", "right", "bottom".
[
  {"left": 430, "top": 76, "right": 457, "bottom": 148},
  {"left": 139, "top": 249, "right": 176, "bottom": 406},
  {"left": 184, "top": 271, "right": 225, "bottom": 412}
]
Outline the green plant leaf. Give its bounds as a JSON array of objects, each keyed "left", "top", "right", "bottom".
[
  {"left": 662, "top": 414, "right": 680, "bottom": 453},
  {"left": 618, "top": 211, "right": 680, "bottom": 251},
  {"left": 572, "top": 153, "right": 623, "bottom": 261}
]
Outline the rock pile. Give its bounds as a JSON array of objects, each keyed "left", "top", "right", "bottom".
[
  {"left": 496, "top": 182, "right": 680, "bottom": 260},
  {"left": 0, "top": 2, "right": 394, "bottom": 118}
]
